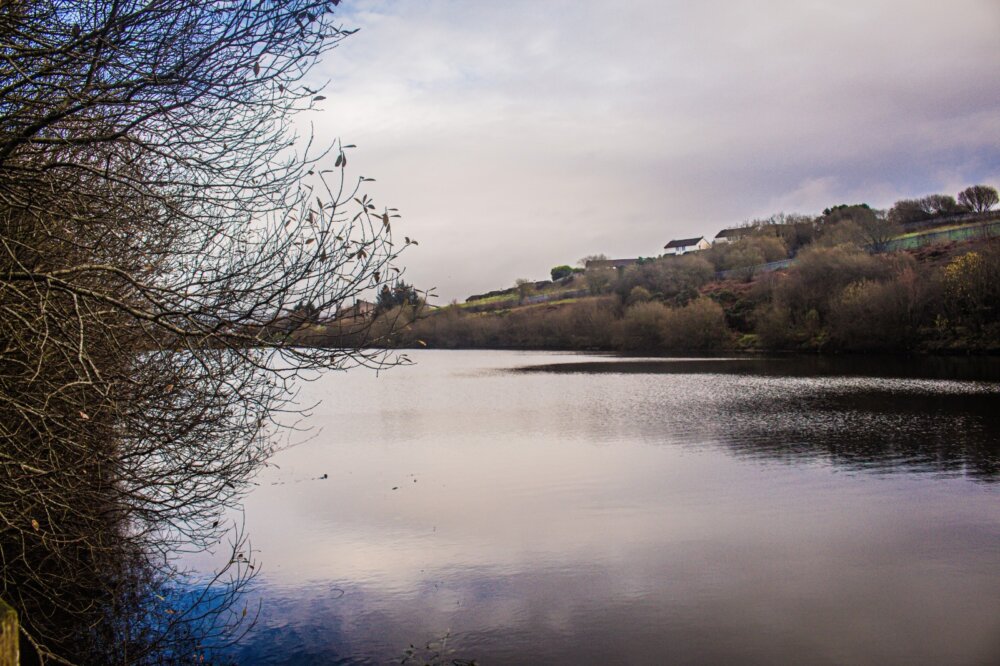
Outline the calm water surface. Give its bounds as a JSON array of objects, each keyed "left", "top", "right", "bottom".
[{"left": 204, "top": 351, "right": 1000, "bottom": 665}]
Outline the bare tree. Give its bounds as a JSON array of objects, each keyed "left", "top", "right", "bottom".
[
  {"left": 853, "top": 209, "right": 900, "bottom": 253},
  {"left": 514, "top": 278, "right": 535, "bottom": 304},
  {"left": 578, "top": 254, "right": 608, "bottom": 268},
  {"left": 918, "top": 194, "right": 962, "bottom": 217},
  {"left": 957, "top": 185, "right": 999, "bottom": 214},
  {"left": 0, "top": 1, "right": 410, "bottom": 662},
  {"left": 888, "top": 198, "right": 930, "bottom": 225}
]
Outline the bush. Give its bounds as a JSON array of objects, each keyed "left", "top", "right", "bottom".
[
  {"left": 406, "top": 306, "right": 502, "bottom": 348},
  {"left": 550, "top": 265, "right": 574, "bottom": 281},
  {"left": 615, "top": 301, "right": 669, "bottom": 350},
  {"left": 559, "top": 298, "right": 618, "bottom": 348},
  {"left": 626, "top": 285, "right": 653, "bottom": 305},
  {"left": 660, "top": 298, "right": 730, "bottom": 350},
  {"left": 614, "top": 254, "right": 714, "bottom": 301},
  {"left": 777, "top": 245, "right": 892, "bottom": 320},
  {"left": 942, "top": 246, "right": 1000, "bottom": 329},
  {"left": 704, "top": 234, "right": 788, "bottom": 272},
  {"left": 706, "top": 286, "right": 761, "bottom": 333},
  {"left": 815, "top": 218, "right": 865, "bottom": 248},
  {"left": 585, "top": 268, "right": 614, "bottom": 295},
  {"left": 755, "top": 302, "right": 798, "bottom": 349},
  {"left": 773, "top": 214, "right": 819, "bottom": 255},
  {"left": 827, "top": 270, "right": 929, "bottom": 350},
  {"left": 406, "top": 298, "right": 619, "bottom": 349},
  {"left": 615, "top": 298, "right": 729, "bottom": 351}
]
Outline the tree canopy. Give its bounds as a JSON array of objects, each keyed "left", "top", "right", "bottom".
[{"left": 958, "top": 185, "right": 999, "bottom": 214}]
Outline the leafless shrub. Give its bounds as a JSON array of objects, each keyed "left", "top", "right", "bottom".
[
  {"left": 615, "top": 302, "right": 669, "bottom": 350},
  {"left": 0, "top": 1, "right": 408, "bottom": 662},
  {"left": 626, "top": 286, "right": 652, "bottom": 306},
  {"left": 614, "top": 255, "right": 714, "bottom": 301},
  {"left": 660, "top": 298, "right": 730, "bottom": 350},
  {"left": 827, "top": 268, "right": 931, "bottom": 350},
  {"left": 404, "top": 298, "right": 619, "bottom": 350},
  {"left": 774, "top": 245, "right": 892, "bottom": 321}
]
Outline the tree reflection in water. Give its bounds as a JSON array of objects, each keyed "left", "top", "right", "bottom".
[
  {"left": 518, "top": 356, "right": 1000, "bottom": 481},
  {"left": 8, "top": 520, "right": 256, "bottom": 665}
]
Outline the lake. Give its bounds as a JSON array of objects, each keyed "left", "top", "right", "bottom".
[{"left": 204, "top": 351, "right": 1000, "bottom": 665}]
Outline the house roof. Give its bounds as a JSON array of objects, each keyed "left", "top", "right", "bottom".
[
  {"left": 714, "top": 227, "right": 750, "bottom": 239},
  {"left": 664, "top": 237, "right": 706, "bottom": 249}
]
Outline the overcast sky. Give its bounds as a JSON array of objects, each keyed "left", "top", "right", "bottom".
[{"left": 306, "top": 0, "right": 1000, "bottom": 301}]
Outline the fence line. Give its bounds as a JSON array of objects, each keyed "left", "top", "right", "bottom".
[
  {"left": 886, "top": 220, "right": 1000, "bottom": 252},
  {"left": 716, "top": 219, "right": 999, "bottom": 279}
]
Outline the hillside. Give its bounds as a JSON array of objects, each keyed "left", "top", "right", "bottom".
[
  {"left": 292, "top": 199, "right": 1000, "bottom": 354},
  {"left": 387, "top": 217, "right": 1000, "bottom": 354}
]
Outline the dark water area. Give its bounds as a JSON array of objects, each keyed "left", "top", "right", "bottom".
[
  {"left": 192, "top": 351, "right": 1000, "bottom": 665},
  {"left": 519, "top": 354, "right": 1000, "bottom": 382},
  {"left": 520, "top": 356, "right": 1000, "bottom": 482}
]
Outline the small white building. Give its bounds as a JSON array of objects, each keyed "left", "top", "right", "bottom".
[{"left": 663, "top": 236, "right": 711, "bottom": 255}]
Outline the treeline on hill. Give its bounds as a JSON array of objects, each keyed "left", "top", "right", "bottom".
[
  {"left": 388, "top": 240, "right": 998, "bottom": 353},
  {"left": 311, "top": 186, "right": 1000, "bottom": 354}
]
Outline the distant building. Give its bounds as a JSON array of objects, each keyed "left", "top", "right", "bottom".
[
  {"left": 712, "top": 227, "right": 752, "bottom": 244},
  {"left": 585, "top": 258, "right": 639, "bottom": 271},
  {"left": 663, "top": 237, "right": 711, "bottom": 255},
  {"left": 335, "top": 299, "right": 376, "bottom": 320}
]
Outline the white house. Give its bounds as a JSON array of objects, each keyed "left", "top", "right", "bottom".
[{"left": 663, "top": 236, "right": 711, "bottom": 255}]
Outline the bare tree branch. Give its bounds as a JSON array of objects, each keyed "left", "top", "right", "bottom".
[{"left": 1, "top": 1, "right": 406, "bottom": 662}]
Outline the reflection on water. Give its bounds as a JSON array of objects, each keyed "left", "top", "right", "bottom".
[
  {"left": 517, "top": 354, "right": 1000, "bottom": 381},
  {"left": 204, "top": 351, "right": 1000, "bottom": 665},
  {"left": 519, "top": 357, "right": 1000, "bottom": 481}
]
